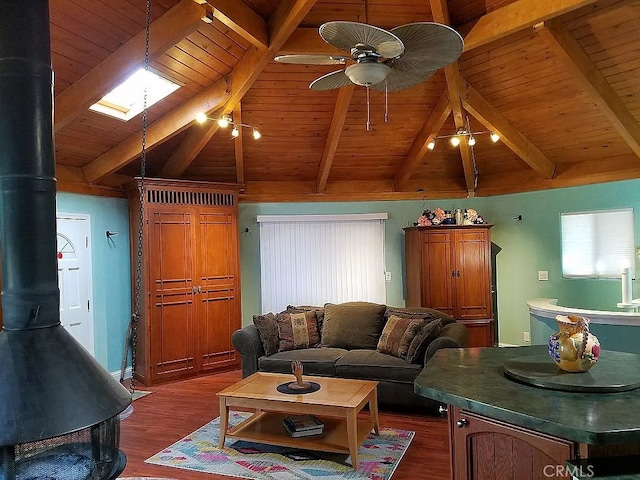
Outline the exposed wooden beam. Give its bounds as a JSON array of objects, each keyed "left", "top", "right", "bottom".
[
  {"left": 277, "top": 0, "right": 599, "bottom": 58},
  {"left": 158, "top": 0, "right": 318, "bottom": 178},
  {"left": 82, "top": 79, "right": 230, "bottom": 183},
  {"left": 241, "top": 179, "right": 467, "bottom": 203},
  {"left": 56, "top": 165, "right": 127, "bottom": 198},
  {"left": 460, "top": 81, "right": 556, "bottom": 179},
  {"left": 431, "top": 0, "right": 476, "bottom": 196},
  {"left": 54, "top": 0, "right": 206, "bottom": 132},
  {"left": 279, "top": 28, "right": 344, "bottom": 56},
  {"left": 234, "top": 103, "right": 245, "bottom": 185},
  {"left": 460, "top": 0, "right": 598, "bottom": 52},
  {"left": 317, "top": 85, "right": 354, "bottom": 193},
  {"left": 394, "top": 89, "right": 451, "bottom": 191},
  {"left": 158, "top": 109, "right": 223, "bottom": 178},
  {"left": 206, "top": 0, "right": 268, "bottom": 50},
  {"left": 535, "top": 18, "right": 640, "bottom": 159}
]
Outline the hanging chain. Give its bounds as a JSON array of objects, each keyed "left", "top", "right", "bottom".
[{"left": 131, "top": 0, "right": 151, "bottom": 395}]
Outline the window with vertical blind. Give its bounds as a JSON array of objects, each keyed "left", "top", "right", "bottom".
[
  {"left": 561, "top": 208, "right": 635, "bottom": 278},
  {"left": 257, "top": 214, "right": 388, "bottom": 313}
]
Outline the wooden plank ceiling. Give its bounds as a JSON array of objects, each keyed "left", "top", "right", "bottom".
[{"left": 49, "top": 0, "right": 640, "bottom": 201}]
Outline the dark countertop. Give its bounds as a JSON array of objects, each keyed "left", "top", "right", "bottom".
[{"left": 414, "top": 345, "right": 640, "bottom": 445}]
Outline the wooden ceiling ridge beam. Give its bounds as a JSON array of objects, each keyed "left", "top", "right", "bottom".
[
  {"left": 277, "top": 0, "right": 599, "bottom": 57},
  {"left": 202, "top": 0, "right": 268, "bottom": 50},
  {"left": 157, "top": 0, "right": 318, "bottom": 178},
  {"left": 430, "top": 0, "right": 476, "bottom": 197},
  {"left": 54, "top": 0, "right": 207, "bottom": 132},
  {"left": 535, "top": 18, "right": 640, "bottom": 159},
  {"left": 460, "top": 0, "right": 599, "bottom": 52},
  {"left": 82, "top": 78, "right": 231, "bottom": 183},
  {"left": 317, "top": 84, "right": 355, "bottom": 193},
  {"left": 459, "top": 80, "right": 556, "bottom": 179},
  {"left": 394, "top": 89, "right": 451, "bottom": 192}
]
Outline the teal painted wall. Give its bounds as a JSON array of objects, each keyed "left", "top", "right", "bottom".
[
  {"left": 57, "top": 193, "right": 131, "bottom": 372},
  {"left": 239, "top": 179, "right": 640, "bottom": 347},
  {"left": 40, "top": 178, "right": 640, "bottom": 375}
]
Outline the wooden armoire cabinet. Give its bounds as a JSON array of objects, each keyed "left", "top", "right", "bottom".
[
  {"left": 404, "top": 225, "right": 495, "bottom": 347},
  {"left": 127, "top": 178, "right": 241, "bottom": 385}
]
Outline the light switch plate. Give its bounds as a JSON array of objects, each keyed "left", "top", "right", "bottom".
[
  {"left": 538, "top": 270, "right": 549, "bottom": 281},
  {"left": 384, "top": 271, "right": 392, "bottom": 282}
]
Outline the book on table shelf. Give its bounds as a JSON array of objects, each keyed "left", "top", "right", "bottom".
[{"left": 282, "top": 414, "right": 324, "bottom": 437}]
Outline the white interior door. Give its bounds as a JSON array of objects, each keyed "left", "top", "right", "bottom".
[{"left": 57, "top": 213, "right": 94, "bottom": 355}]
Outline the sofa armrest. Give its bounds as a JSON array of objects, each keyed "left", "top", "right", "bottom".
[
  {"left": 231, "top": 324, "right": 265, "bottom": 378},
  {"left": 422, "top": 322, "right": 469, "bottom": 365}
]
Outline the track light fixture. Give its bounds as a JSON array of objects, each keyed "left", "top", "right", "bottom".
[
  {"left": 429, "top": 129, "right": 500, "bottom": 150},
  {"left": 195, "top": 112, "right": 261, "bottom": 140}
]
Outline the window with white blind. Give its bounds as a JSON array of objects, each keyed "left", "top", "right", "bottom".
[
  {"left": 257, "top": 214, "right": 388, "bottom": 313},
  {"left": 561, "top": 208, "right": 636, "bottom": 278}
]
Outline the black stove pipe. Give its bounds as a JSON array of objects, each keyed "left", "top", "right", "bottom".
[{"left": 0, "top": 0, "right": 130, "bottom": 447}]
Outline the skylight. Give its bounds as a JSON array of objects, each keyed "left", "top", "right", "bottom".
[{"left": 89, "top": 68, "right": 180, "bottom": 121}]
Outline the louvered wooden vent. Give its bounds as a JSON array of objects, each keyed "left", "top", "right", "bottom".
[{"left": 146, "top": 187, "right": 235, "bottom": 207}]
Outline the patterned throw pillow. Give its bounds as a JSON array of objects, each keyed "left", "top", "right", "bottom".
[
  {"left": 376, "top": 314, "right": 425, "bottom": 359},
  {"left": 252, "top": 313, "right": 279, "bottom": 356},
  {"left": 405, "top": 319, "right": 443, "bottom": 364},
  {"left": 276, "top": 311, "right": 320, "bottom": 352}
]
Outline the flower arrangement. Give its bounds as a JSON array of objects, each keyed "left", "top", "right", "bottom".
[{"left": 417, "top": 208, "right": 485, "bottom": 226}]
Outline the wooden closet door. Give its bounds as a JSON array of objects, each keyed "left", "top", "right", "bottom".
[
  {"left": 148, "top": 207, "right": 196, "bottom": 382},
  {"left": 454, "top": 229, "right": 492, "bottom": 320},
  {"left": 196, "top": 211, "right": 240, "bottom": 372},
  {"left": 421, "top": 230, "right": 455, "bottom": 318}
]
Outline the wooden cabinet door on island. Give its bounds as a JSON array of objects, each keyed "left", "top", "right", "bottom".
[
  {"left": 449, "top": 407, "right": 575, "bottom": 480},
  {"left": 404, "top": 225, "right": 494, "bottom": 347},
  {"left": 128, "top": 179, "right": 241, "bottom": 386}
]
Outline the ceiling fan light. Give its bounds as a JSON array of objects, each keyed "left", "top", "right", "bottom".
[
  {"left": 450, "top": 136, "right": 461, "bottom": 147},
  {"left": 490, "top": 131, "right": 500, "bottom": 143},
  {"left": 345, "top": 62, "right": 391, "bottom": 86},
  {"left": 427, "top": 139, "right": 435, "bottom": 150}
]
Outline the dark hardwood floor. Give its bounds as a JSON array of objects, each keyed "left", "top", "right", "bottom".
[{"left": 119, "top": 370, "right": 451, "bottom": 479}]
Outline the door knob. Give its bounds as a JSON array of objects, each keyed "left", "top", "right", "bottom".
[
  {"left": 438, "top": 405, "right": 448, "bottom": 416},
  {"left": 456, "top": 418, "right": 468, "bottom": 428}
]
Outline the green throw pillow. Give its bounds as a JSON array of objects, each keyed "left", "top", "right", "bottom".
[{"left": 321, "top": 302, "right": 386, "bottom": 350}]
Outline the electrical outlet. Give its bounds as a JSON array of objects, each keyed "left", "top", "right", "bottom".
[
  {"left": 538, "top": 270, "right": 549, "bottom": 281},
  {"left": 384, "top": 271, "right": 392, "bottom": 282},
  {"left": 523, "top": 331, "right": 530, "bottom": 342}
]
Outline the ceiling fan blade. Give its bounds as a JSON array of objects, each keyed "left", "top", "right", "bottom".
[
  {"left": 319, "top": 21, "right": 404, "bottom": 59},
  {"left": 274, "top": 54, "right": 348, "bottom": 65},
  {"left": 390, "top": 22, "right": 463, "bottom": 74},
  {"left": 370, "top": 67, "right": 436, "bottom": 92},
  {"left": 309, "top": 69, "right": 353, "bottom": 91}
]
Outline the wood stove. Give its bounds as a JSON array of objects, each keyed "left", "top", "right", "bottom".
[{"left": 0, "top": 1, "right": 131, "bottom": 478}]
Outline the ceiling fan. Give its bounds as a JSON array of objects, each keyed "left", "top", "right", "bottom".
[{"left": 275, "top": 21, "right": 464, "bottom": 92}]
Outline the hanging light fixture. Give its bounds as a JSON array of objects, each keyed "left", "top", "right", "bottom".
[
  {"left": 490, "top": 131, "right": 500, "bottom": 143},
  {"left": 427, "top": 139, "right": 436, "bottom": 150},
  {"left": 450, "top": 136, "right": 461, "bottom": 147},
  {"left": 195, "top": 112, "right": 261, "bottom": 140},
  {"left": 468, "top": 135, "right": 476, "bottom": 146},
  {"left": 432, "top": 128, "right": 500, "bottom": 149}
]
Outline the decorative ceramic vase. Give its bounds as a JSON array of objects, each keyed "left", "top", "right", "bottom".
[{"left": 547, "top": 314, "right": 600, "bottom": 372}]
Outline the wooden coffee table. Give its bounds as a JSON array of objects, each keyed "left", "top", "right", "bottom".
[{"left": 217, "top": 372, "right": 379, "bottom": 468}]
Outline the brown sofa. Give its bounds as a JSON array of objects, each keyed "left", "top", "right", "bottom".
[{"left": 231, "top": 302, "right": 468, "bottom": 410}]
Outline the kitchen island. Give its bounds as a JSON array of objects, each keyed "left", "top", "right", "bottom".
[{"left": 415, "top": 345, "right": 640, "bottom": 479}]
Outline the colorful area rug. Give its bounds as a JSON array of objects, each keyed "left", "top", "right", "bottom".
[{"left": 146, "top": 412, "right": 414, "bottom": 479}]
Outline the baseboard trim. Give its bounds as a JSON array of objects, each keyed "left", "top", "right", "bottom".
[
  {"left": 498, "top": 342, "right": 521, "bottom": 347},
  {"left": 111, "top": 366, "right": 132, "bottom": 381}
]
